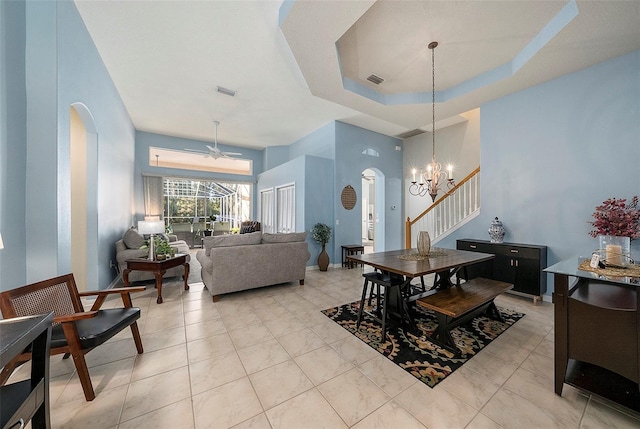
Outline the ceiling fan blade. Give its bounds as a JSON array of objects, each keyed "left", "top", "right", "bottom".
[
  {"left": 206, "top": 145, "right": 216, "bottom": 151},
  {"left": 184, "top": 148, "right": 209, "bottom": 154},
  {"left": 224, "top": 152, "right": 243, "bottom": 156}
]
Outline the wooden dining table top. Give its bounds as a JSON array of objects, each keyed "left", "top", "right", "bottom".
[{"left": 347, "top": 248, "right": 495, "bottom": 278}]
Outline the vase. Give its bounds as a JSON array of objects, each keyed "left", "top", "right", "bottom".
[
  {"left": 598, "top": 235, "right": 631, "bottom": 267},
  {"left": 318, "top": 244, "right": 330, "bottom": 271},
  {"left": 488, "top": 217, "right": 505, "bottom": 243},
  {"left": 417, "top": 231, "right": 431, "bottom": 256}
]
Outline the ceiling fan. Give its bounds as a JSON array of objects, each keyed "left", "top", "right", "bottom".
[{"left": 184, "top": 121, "right": 242, "bottom": 160}]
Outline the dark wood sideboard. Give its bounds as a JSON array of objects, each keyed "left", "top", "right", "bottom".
[
  {"left": 546, "top": 259, "right": 639, "bottom": 413},
  {"left": 457, "top": 239, "right": 547, "bottom": 304}
]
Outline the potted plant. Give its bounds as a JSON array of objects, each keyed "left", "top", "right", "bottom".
[
  {"left": 311, "top": 223, "right": 332, "bottom": 271},
  {"left": 154, "top": 237, "right": 175, "bottom": 260}
]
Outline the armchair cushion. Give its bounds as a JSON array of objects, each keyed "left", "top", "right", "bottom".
[{"left": 123, "top": 228, "right": 146, "bottom": 249}]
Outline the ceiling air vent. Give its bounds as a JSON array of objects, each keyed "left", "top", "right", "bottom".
[
  {"left": 215, "top": 86, "right": 237, "bottom": 97},
  {"left": 396, "top": 129, "right": 426, "bottom": 139},
  {"left": 366, "top": 74, "right": 384, "bottom": 85}
]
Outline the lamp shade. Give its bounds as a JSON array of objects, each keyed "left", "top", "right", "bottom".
[
  {"left": 137, "top": 220, "right": 165, "bottom": 235},
  {"left": 0, "top": 233, "right": 3, "bottom": 250}
]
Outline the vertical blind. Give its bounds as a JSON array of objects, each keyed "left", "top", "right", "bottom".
[{"left": 276, "top": 184, "right": 295, "bottom": 233}]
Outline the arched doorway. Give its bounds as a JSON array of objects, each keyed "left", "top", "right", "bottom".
[
  {"left": 361, "top": 168, "right": 385, "bottom": 252},
  {"left": 70, "top": 103, "right": 98, "bottom": 291}
]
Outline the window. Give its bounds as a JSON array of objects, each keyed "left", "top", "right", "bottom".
[{"left": 163, "top": 178, "right": 251, "bottom": 231}]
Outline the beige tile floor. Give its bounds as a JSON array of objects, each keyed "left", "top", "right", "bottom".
[{"left": 9, "top": 266, "right": 640, "bottom": 429}]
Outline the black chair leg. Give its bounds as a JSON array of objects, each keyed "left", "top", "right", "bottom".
[{"left": 356, "top": 277, "right": 369, "bottom": 330}]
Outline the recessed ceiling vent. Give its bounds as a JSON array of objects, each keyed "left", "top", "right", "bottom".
[
  {"left": 216, "top": 86, "right": 237, "bottom": 97},
  {"left": 366, "top": 74, "right": 384, "bottom": 85},
  {"left": 396, "top": 129, "right": 426, "bottom": 139}
]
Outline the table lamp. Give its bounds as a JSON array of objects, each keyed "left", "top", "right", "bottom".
[{"left": 137, "top": 220, "right": 165, "bottom": 260}]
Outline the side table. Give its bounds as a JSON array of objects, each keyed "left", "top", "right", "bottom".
[
  {"left": 341, "top": 244, "right": 364, "bottom": 269},
  {"left": 1, "top": 312, "right": 53, "bottom": 429},
  {"left": 123, "top": 254, "right": 190, "bottom": 304}
]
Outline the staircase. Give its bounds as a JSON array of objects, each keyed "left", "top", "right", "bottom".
[{"left": 405, "top": 166, "right": 480, "bottom": 249}]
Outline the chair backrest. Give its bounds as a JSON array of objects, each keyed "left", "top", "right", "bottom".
[{"left": 0, "top": 273, "right": 84, "bottom": 323}]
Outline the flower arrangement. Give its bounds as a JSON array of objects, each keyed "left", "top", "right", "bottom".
[
  {"left": 311, "top": 223, "right": 332, "bottom": 246},
  {"left": 589, "top": 196, "right": 640, "bottom": 240}
]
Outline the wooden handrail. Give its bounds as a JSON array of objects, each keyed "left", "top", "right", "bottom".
[{"left": 405, "top": 166, "right": 480, "bottom": 249}]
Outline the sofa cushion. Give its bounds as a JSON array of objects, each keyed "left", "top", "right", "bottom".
[
  {"left": 123, "top": 228, "right": 146, "bottom": 249},
  {"left": 261, "top": 232, "right": 307, "bottom": 243},
  {"left": 204, "top": 231, "right": 262, "bottom": 255}
]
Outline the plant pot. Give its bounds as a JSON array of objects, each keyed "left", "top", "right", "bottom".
[
  {"left": 156, "top": 254, "right": 166, "bottom": 261},
  {"left": 318, "top": 244, "right": 330, "bottom": 271}
]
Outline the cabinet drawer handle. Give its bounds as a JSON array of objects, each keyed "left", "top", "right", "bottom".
[
  {"left": 510, "top": 249, "right": 519, "bottom": 253},
  {"left": 10, "top": 419, "right": 25, "bottom": 429},
  {"left": 470, "top": 245, "right": 477, "bottom": 249}
]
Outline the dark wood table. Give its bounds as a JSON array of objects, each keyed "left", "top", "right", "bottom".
[
  {"left": 1, "top": 313, "right": 53, "bottom": 429},
  {"left": 347, "top": 248, "right": 495, "bottom": 292},
  {"left": 348, "top": 248, "right": 498, "bottom": 350},
  {"left": 123, "top": 254, "right": 189, "bottom": 304},
  {"left": 546, "top": 258, "right": 640, "bottom": 413}
]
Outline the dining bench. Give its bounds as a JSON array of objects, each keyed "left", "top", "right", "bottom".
[{"left": 415, "top": 277, "right": 513, "bottom": 353}]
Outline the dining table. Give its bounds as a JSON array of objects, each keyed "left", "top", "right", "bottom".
[
  {"left": 347, "top": 247, "right": 497, "bottom": 346},
  {"left": 347, "top": 247, "right": 496, "bottom": 295}
]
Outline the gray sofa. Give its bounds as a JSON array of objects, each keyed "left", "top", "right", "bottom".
[
  {"left": 196, "top": 231, "right": 310, "bottom": 301},
  {"left": 115, "top": 228, "right": 191, "bottom": 283}
]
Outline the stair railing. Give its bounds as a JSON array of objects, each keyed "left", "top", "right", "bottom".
[{"left": 405, "top": 166, "right": 480, "bottom": 249}]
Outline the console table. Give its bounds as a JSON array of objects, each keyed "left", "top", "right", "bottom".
[
  {"left": 457, "top": 239, "right": 547, "bottom": 304},
  {"left": 1, "top": 313, "right": 53, "bottom": 429},
  {"left": 546, "top": 258, "right": 639, "bottom": 413}
]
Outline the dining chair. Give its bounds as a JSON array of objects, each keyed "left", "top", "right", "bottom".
[{"left": 0, "top": 273, "right": 145, "bottom": 401}]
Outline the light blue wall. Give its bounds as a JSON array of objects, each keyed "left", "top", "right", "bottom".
[
  {"left": 305, "top": 156, "right": 334, "bottom": 265},
  {"left": 263, "top": 146, "right": 290, "bottom": 171},
  {"left": 256, "top": 154, "right": 334, "bottom": 266},
  {"left": 1, "top": 0, "right": 136, "bottom": 290},
  {"left": 0, "top": 0, "right": 27, "bottom": 289},
  {"left": 334, "top": 122, "right": 404, "bottom": 256},
  {"left": 257, "top": 155, "right": 306, "bottom": 233},
  {"left": 437, "top": 50, "right": 640, "bottom": 297},
  {"left": 289, "top": 122, "right": 335, "bottom": 160},
  {"left": 134, "top": 131, "right": 264, "bottom": 222}
]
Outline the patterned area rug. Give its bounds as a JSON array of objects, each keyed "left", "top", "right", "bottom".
[{"left": 322, "top": 300, "right": 524, "bottom": 388}]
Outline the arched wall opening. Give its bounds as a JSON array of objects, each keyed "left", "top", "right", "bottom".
[
  {"left": 70, "top": 103, "right": 98, "bottom": 291},
  {"left": 361, "top": 167, "right": 385, "bottom": 252}
]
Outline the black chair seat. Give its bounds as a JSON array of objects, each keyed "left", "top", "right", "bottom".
[{"left": 50, "top": 308, "right": 140, "bottom": 349}]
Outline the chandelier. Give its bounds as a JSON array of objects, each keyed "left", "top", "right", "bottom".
[{"left": 409, "top": 41, "right": 455, "bottom": 202}]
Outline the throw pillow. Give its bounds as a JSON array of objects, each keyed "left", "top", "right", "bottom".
[
  {"left": 261, "top": 232, "right": 307, "bottom": 243},
  {"left": 123, "top": 228, "right": 146, "bottom": 249}
]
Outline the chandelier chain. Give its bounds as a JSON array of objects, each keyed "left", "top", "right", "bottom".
[{"left": 432, "top": 44, "right": 436, "bottom": 160}]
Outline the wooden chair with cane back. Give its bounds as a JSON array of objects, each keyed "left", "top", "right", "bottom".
[{"left": 0, "top": 273, "right": 145, "bottom": 401}]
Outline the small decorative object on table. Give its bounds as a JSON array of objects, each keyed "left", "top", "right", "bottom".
[
  {"left": 589, "top": 196, "right": 639, "bottom": 268},
  {"left": 154, "top": 237, "right": 175, "bottom": 260},
  {"left": 488, "top": 217, "right": 505, "bottom": 243},
  {"left": 311, "top": 223, "right": 332, "bottom": 271},
  {"left": 417, "top": 231, "right": 431, "bottom": 256}
]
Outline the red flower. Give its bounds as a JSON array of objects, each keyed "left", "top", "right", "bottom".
[{"left": 589, "top": 196, "right": 640, "bottom": 240}]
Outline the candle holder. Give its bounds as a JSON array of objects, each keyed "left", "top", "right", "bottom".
[{"left": 598, "top": 235, "right": 631, "bottom": 268}]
